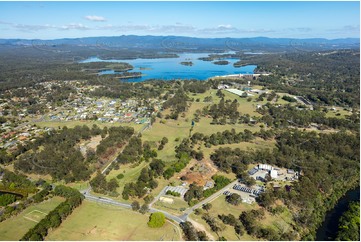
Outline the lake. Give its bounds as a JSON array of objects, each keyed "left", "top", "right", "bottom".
[{"left": 80, "top": 53, "right": 257, "bottom": 82}]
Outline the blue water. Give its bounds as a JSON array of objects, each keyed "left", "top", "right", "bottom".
[{"left": 80, "top": 53, "right": 256, "bottom": 82}]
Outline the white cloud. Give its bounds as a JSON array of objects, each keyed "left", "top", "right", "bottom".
[
  {"left": 60, "top": 23, "right": 90, "bottom": 30},
  {"left": 85, "top": 15, "right": 106, "bottom": 22},
  {"left": 217, "top": 24, "right": 233, "bottom": 29}
]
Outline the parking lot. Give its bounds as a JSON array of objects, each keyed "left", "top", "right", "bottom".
[{"left": 223, "top": 182, "right": 265, "bottom": 204}]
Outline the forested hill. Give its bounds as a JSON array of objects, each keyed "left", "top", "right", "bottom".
[{"left": 0, "top": 35, "right": 359, "bottom": 52}]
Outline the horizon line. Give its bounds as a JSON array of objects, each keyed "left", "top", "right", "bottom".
[{"left": 0, "top": 34, "right": 360, "bottom": 41}]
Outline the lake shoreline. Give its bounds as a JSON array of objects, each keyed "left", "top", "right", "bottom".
[{"left": 81, "top": 52, "right": 257, "bottom": 82}]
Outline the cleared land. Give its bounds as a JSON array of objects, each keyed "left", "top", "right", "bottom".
[
  {"left": 46, "top": 200, "right": 182, "bottom": 241},
  {"left": 0, "top": 196, "right": 65, "bottom": 241}
]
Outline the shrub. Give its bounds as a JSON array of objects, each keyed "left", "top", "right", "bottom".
[
  {"left": 116, "top": 173, "right": 124, "bottom": 179},
  {"left": 147, "top": 212, "right": 166, "bottom": 228}
]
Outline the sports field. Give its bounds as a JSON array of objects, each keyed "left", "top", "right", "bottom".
[
  {"left": 0, "top": 196, "right": 65, "bottom": 241},
  {"left": 46, "top": 200, "right": 182, "bottom": 241}
]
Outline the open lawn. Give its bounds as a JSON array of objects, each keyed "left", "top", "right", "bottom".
[
  {"left": 201, "top": 137, "right": 276, "bottom": 158},
  {"left": 324, "top": 108, "right": 351, "bottom": 119},
  {"left": 153, "top": 196, "right": 189, "bottom": 216},
  {"left": 103, "top": 162, "right": 149, "bottom": 202},
  {"left": 0, "top": 196, "right": 65, "bottom": 241},
  {"left": 142, "top": 121, "right": 190, "bottom": 162},
  {"left": 46, "top": 200, "right": 182, "bottom": 241},
  {"left": 193, "top": 117, "right": 263, "bottom": 134},
  {"left": 189, "top": 194, "right": 258, "bottom": 241}
]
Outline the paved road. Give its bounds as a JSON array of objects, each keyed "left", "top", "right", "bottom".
[
  {"left": 179, "top": 180, "right": 238, "bottom": 220},
  {"left": 84, "top": 193, "right": 185, "bottom": 223},
  {"left": 84, "top": 179, "right": 239, "bottom": 228},
  {"left": 149, "top": 186, "right": 168, "bottom": 207}
]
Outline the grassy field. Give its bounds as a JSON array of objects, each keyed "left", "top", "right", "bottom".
[
  {"left": 189, "top": 193, "right": 294, "bottom": 240},
  {"left": 153, "top": 196, "right": 189, "bottom": 216},
  {"left": 0, "top": 196, "right": 65, "bottom": 241},
  {"left": 324, "top": 108, "right": 351, "bottom": 118},
  {"left": 201, "top": 137, "right": 276, "bottom": 158},
  {"left": 103, "top": 162, "right": 149, "bottom": 202},
  {"left": 46, "top": 200, "right": 182, "bottom": 241},
  {"left": 189, "top": 194, "right": 258, "bottom": 241},
  {"left": 141, "top": 120, "right": 190, "bottom": 162}
]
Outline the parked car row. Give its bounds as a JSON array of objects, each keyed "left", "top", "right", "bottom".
[
  {"left": 233, "top": 184, "right": 264, "bottom": 196},
  {"left": 223, "top": 191, "right": 232, "bottom": 196}
]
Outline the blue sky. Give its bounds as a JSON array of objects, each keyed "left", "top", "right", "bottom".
[{"left": 0, "top": 1, "right": 359, "bottom": 39}]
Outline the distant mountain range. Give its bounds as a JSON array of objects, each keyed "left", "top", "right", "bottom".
[{"left": 0, "top": 35, "right": 359, "bottom": 52}]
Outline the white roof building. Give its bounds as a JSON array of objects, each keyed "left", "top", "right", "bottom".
[
  {"left": 258, "top": 164, "right": 273, "bottom": 171},
  {"left": 225, "top": 88, "right": 254, "bottom": 97},
  {"left": 270, "top": 170, "right": 278, "bottom": 179}
]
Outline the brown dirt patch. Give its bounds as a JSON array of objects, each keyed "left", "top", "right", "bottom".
[{"left": 177, "top": 159, "right": 218, "bottom": 186}]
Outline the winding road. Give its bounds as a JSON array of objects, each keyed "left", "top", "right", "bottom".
[{"left": 83, "top": 179, "right": 238, "bottom": 224}]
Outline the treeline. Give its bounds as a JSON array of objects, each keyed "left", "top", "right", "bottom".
[
  {"left": 163, "top": 138, "right": 193, "bottom": 180},
  {"left": 96, "top": 126, "right": 134, "bottom": 158},
  {"left": 258, "top": 103, "right": 359, "bottom": 130},
  {"left": 239, "top": 209, "right": 296, "bottom": 240},
  {"left": 191, "top": 128, "right": 264, "bottom": 148},
  {"left": 117, "top": 136, "right": 142, "bottom": 164},
  {"left": 21, "top": 185, "right": 84, "bottom": 241},
  {"left": 163, "top": 89, "right": 189, "bottom": 119},
  {"left": 89, "top": 172, "right": 119, "bottom": 196},
  {"left": 0, "top": 169, "right": 37, "bottom": 196},
  {"left": 122, "top": 158, "right": 165, "bottom": 199},
  {"left": 91, "top": 135, "right": 163, "bottom": 198},
  {"left": 241, "top": 50, "right": 360, "bottom": 107},
  {"left": 0, "top": 169, "right": 53, "bottom": 222},
  {"left": 336, "top": 202, "right": 360, "bottom": 241},
  {"left": 183, "top": 80, "right": 210, "bottom": 94},
  {"left": 207, "top": 98, "right": 240, "bottom": 125},
  {"left": 14, "top": 125, "right": 135, "bottom": 182},
  {"left": 210, "top": 129, "right": 359, "bottom": 239},
  {"left": 193, "top": 96, "right": 258, "bottom": 125},
  {"left": 180, "top": 221, "right": 209, "bottom": 241},
  {"left": 0, "top": 182, "right": 52, "bottom": 223},
  {"left": 89, "top": 78, "right": 179, "bottom": 101},
  {"left": 0, "top": 124, "right": 104, "bottom": 165},
  {"left": 14, "top": 125, "right": 101, "bottom": 182}
]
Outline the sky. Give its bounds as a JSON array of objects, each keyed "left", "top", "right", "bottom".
[{"left": 0, "top": 1, "right": 359, "bottom": 39}]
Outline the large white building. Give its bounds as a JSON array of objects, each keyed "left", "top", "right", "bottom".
[
  {"left": 258, "top": 164, "right": 273, "bottom": 171},
  {"left": 225, "top": 88, "right": 254, "bottom": 97},
  {"left": 270, "top": 170, "right": 278, "bottom": 179}
]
